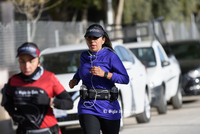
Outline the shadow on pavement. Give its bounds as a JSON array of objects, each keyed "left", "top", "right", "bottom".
[
  {"left": 182, "top": 98, "right": 198, "bottom": 104},
  {"left": 61, "top": 126, "right": 83, "bottom": 134}
]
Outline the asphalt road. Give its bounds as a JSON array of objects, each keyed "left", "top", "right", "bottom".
[
  {"left": 3, "top": 96, "right": 200, "bottom": 134},
  {"left": 61, "top": 96, "right": 200, "bottom": 134},
  {"left": 119, "top": 96, "right": 200, "bottom": 134}
]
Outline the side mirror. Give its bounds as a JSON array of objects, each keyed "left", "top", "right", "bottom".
[
  {"left": 122, "top": 61, "right": 133, "bottom": 70},
  {"left": 162, "top": 61, "right": 170, "bottom": 67}
]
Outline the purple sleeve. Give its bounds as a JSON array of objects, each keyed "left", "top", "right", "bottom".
[
  {"left": 110, "top": 54, "right": 129, "bottom": 84},
  {"left": 73, "top": 68, "right": 81, "bottom": 84}
]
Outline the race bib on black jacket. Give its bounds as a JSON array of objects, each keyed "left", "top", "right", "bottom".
[{"left": 6, "top": 70, "right": 65, "bottom": 130}]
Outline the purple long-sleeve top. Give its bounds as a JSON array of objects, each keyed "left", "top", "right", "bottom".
[{"left": 73, "top": 47, "right": 129, "bottom": 120}]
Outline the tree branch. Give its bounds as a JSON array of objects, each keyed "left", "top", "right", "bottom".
[
  {"left": 35, "top": 3, "right": 44, "bottom": 21},
  {"left": 11, "top": 0, "right": 24, "bottom": 14},
  {"left": 43, "top": 0, "right": 63, "bottom": 11},
  {"left": 8, "top": 0, "right": 64, "bottom": 41}
]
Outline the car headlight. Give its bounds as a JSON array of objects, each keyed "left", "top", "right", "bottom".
[{"left": 188, "top": 67, "right": 200, "bottom": 78}]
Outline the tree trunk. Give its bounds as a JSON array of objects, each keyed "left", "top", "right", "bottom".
[
  {"left": 72, "top": 8, "right": 79, "bottom": 23},
  {"left": 115, "top": 0, "right": 124, "bottom": 26},
  {"left": 115, "top": 0, "right": 124, "bottom": 42},
  {"left": 30, "top": 20, "right": 37, "bottom": 42},
  {"left": 81, "top": 8, "right": 88, "bottom": 27}
]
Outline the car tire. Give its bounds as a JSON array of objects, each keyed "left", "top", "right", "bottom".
[
  {"left": 157, "top": 86, "right": 167, "bottom": 114},
  {"left": 171, "top": 84, "right": 182, "bottom": 109},
  {"left": 118, "top": 94, "right": 124, "bottom": 131},
  {"left": 136, "top": 90, "right": 151, "bottom": 123}
]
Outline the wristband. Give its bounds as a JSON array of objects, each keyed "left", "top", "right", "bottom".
[{"left": 104, "top": 71, "right": 108, "bottom": 78}]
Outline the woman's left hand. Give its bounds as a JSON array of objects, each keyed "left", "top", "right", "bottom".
[{"left": 90, "top": 66, "right": 105, "bottom": 77}]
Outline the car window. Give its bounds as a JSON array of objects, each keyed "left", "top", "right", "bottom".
[
  {"left": 164, "top": 41, "right": 200, "bottom": 60},
  {"left": 40, "top": 50, "right": 85, "bottom": 74},
  {"left": 157, "top": 46, "right": 165, "bottom": 62},
  {"left": 114, "top": 46, "right": 123, "bottom": 61},
  {"left": 118, "top": 46, "right": 134, "bottom": 63},
  {"left": 114, "top": 46, "right": 135, "bottom": 64},
  {"left": 128, "top": 51, "right": 135, "bottom": 64},
  {"left": 130, "top": 47, "right": 156, "bottom": 67}
]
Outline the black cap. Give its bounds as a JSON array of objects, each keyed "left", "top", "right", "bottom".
[
  {"left": 84, "top": 27, "right": 104, "bottom": 38},
  {"left": 16, "top": 43, "right": 40, "bottom": 58}
]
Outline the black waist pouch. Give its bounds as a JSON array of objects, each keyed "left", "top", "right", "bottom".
[{"left": 88, "top": 89, "right": 110, "bottom": 100}]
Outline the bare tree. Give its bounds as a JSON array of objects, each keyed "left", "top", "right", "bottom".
[
  {"left": 115, "top": 0, "right": 124, "bottom": 27},
  {"left": 7, "top": 0, "right": 63, "bottom": 41},
  {"left": 113, "top": 0, "right": 124, "bottom": 42}
]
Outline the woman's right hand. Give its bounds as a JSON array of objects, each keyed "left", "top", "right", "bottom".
[{"left": 69, "top": 79, "right": 77, "bottom": 89}]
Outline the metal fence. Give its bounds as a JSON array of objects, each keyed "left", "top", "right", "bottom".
[
  {"left": 108, "top": 21, "right": 200, "bottom": 44},
  {"left": 159, "top": 21, "right": 200, "bottom": 42},
  {"left": 0, "top": 21, "right": 91, "bottom": 74},
  {"left": 0, "top": 20, "right": 199, "bottom": 75}
]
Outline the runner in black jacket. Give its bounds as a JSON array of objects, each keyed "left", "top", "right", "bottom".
[{"left": 1, "top": 42, "right": 73, "bottom": 134}]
